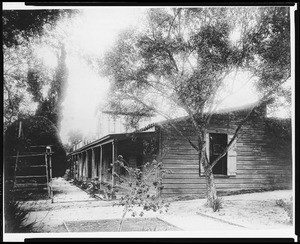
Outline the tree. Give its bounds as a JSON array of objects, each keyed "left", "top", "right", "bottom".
[
  {"left": 67, "top": 129, "right": 84, "bottom": 146},
  {"left": 2, "top": 9, "right": 76, "bottom": 48},
  {"left": 3, "top": 43, "right": 38, "bottom": 131},
  {"left": 3, "top": 9, "right": 75, "bottom": 131},
  {"left": 101, "top": 7, "right": 291, "bottom": 208},
  {"left": 4, "top": 115, "right": 67, "bottom": 177},
  {"left": 35, "top": 43, "right": 69, "bottom": 130}
]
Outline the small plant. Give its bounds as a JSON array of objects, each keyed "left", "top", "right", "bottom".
[
  {"left": 5, "top": 191, "right": 36, "bottom": 233},
  {"left": 276, "top": 198, "right": 293, "bottom": 223},
  {"left": 210, "top": 197, "right": 223, "bottom": 212},
  {"left": 80, "top": 180, "right": 89, "bottom": 190},
  {"left": 99, "top": 182, "right": 117, "bottom": 200},
  {"left": 141, "top": 225, "right": 158, "bottom": 231},
  {"left": 112, "top": 155, "right": 172, "bottom": 232},
  {"left": 64, "top": 169, "right": 73, "bottom": 181},
  {"left": 86, "top": 178, "right": 101, "bottom": 197},
  {"left": 73, "top": 178, "right": 80, "bottom": 186}
]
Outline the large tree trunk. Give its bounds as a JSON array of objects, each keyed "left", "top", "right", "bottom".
[
  {"left": 204, "top": 166, "right": 217, "bottom": 207},
  {"left": 199, "top": 147, "right": 217, "bottom": 207}
]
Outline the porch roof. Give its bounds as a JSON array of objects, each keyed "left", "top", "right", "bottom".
[{"left": 69, "top": 131, "right": 156, "bottom": 155}]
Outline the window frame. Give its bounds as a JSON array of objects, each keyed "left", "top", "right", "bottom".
[{"left": 200, "top": 132, "right": 237, "bottom": 177}]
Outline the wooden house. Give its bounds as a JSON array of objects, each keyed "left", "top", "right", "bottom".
[{"left": 68, "top": 103, "right": 292, "bottom": 197}]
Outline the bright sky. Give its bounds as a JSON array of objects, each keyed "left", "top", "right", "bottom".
[{"left": 58, "top": 8, "right": 146, "bottom": 143}]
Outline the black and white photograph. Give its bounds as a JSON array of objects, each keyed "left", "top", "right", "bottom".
[{"left": 2, "top": 2, "right": 297, "bottom": 242}]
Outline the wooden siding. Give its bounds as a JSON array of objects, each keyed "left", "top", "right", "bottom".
[{"left": 160, "top": 114, "right": 292, "bottom": 197}]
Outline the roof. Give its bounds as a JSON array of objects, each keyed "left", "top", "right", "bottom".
[
  {"left": 69, "top": 131, "right": 155, "bottom": 155},
  {"left": 135, "top": 99, "right": 284, "bottom": 133}
]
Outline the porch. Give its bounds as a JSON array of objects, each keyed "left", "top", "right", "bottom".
[{"left": 68, "top": 132, "right": 158, "bottom": 188}]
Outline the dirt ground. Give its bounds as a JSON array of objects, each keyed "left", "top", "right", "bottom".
[
  {"left": 17, "top": 177, "right": 293, "bottom": 234},
  {"left": 64, "top": 217, "right": 181, "bottom": 232}
]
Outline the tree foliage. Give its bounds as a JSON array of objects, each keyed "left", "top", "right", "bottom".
[
  {"left": 104, "top": 8, "right": 290, "bottom": 121},
  {"left": 67, "top": 129, "right": 84, "bottom": 146},
  {"left": 3, "top": 9, "right": 76, "bottom": 48},
  {"left": 35, "top": 44, "right": 68, "bottom": 129},
  {"left": 4, "top": 115, "right": 67, "bottom": 177},
  {"left": 102, "top": 7, "right": 291, "bottom": 207},
  {"left": 3, "top": 9, "right": 74, "bottom": 131}
]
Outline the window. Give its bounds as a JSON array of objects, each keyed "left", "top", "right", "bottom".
[
  {"left": 209, "top": 133, "right": 228, "bottom": 175},
  {"left": 200, "top": 132, "right": 237, "bottom": 177}
]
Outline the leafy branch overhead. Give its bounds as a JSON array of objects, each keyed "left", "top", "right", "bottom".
[
  {"left": 103, "top": 7, "right": 290, "bottom": 126},
  {"left": 2, "top": 10, "right": 77, "bottom": 48}
]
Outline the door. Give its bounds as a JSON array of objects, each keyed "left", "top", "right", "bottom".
[{"left": 209, "top": 133, "right": 228, "bottom": 175}]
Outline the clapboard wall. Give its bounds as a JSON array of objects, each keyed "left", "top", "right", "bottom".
[{"left": 159, "top": 112, "right": 292, "bottom": 197}]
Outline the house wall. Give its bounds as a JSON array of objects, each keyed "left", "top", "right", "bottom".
[{"left": 160, "top": 114, "right": 292, "bottom": 197}]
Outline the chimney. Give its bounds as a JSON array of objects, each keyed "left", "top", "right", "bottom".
[{"left": 256, "top": 97, "right": 275, "bottom": 118}]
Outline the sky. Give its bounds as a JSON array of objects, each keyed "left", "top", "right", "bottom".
[{"left": 35, "top": 7, "right": 148, "bottom": 143}]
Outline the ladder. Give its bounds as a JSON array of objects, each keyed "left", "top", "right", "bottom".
[{"left": 9, "top": 145, "right": 54, "bottom": 203}]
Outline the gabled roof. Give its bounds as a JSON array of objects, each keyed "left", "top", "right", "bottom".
[{"left": 135, "top": 99, "right": 286, "bottom": 133}]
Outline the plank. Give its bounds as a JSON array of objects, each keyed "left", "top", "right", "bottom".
[
  {"left": 7, "top": 154, "right": 46, "bottom": 158},
  {"left": 16, "top": 175, "right": 47, "bottom": 178},
  {"left": 162, "top": 164, "right": 199, "bottom": 169},
  {"left": 15, "top": 183, "right": 48, "bottom": 187},
  {"left": 163, "top": 155, "right": 198, "bottom": 160},
  {"left": 164, "top": 173, "right": 201, "bottom": 179},
  {"left": 162, "top": 160, "right": 199, "bottom": 164},
  {"left": 24, "top": 165, "right": 47, "bottom": 168},
  {"left": 161, "top": 168, "right": 199, "bottom": 174},
  {"left": 162, "top": 178, "right": 287, "bottom": 184},
  {"left": 162, "top": 188, "right": 204, "bottom": 194}
]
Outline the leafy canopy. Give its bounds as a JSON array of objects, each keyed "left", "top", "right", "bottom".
[{"left": 103, "top": 7, "right": 291, "bottom": 127}]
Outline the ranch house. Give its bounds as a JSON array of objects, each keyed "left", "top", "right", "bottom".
[{"left": 68, "top": 102, "right": 292, "bottom": 197}]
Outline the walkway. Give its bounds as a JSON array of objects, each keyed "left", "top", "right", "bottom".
[{"left": 22, "top": 177, "right": 247, "bottom": 233}]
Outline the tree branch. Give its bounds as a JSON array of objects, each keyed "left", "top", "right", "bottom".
[
  {"left": 206, "top": 78, "right": 290, "bottom": 173},
  {"left": 123, "top": 93, "right": 199, "bottom": 151}
]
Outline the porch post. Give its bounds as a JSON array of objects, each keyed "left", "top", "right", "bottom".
[
  {"left": 92, "top": 148, "right": 95, "bottom": 179},
  {"left": 111, "top": 141, "right": 115, "bottom": 187},
  {"left": 75, "top": 155, "right": 77, "bottom": 179},
  {"left": 85, "top": 151, "right": 88, "bottom": 180},
  {"left": 99, "top": 146, "right": 102, "bottom": 184},
  {"left": 80, "top": 152, "right": 83, "bottom": 179}
]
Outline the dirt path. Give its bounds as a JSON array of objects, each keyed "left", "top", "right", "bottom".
[{"left": 22, "top": 178, "right": 293, "bottom": 233}]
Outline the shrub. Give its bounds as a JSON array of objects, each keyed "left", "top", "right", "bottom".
[
  {"left": 73, "top": 178, "right": 82, "bottom": 186},
  {"left": 210, "top": 197, "right": 223, "bottom": 212},
  {"left": 80, "top": 180, "right": 89, "bottom": 190},
  {"left": 64, "top": 169, "right": 72, "bottom": 181},
  {"left": 112, "top": 155, "right": 171, "bottom": 231},
  {"left": 276, "top": 198, "right": 293, "bottom": 223},
  {"left": 86, "top": 178, "right": 101, "bottom": 197},
  {"left": 5, "top": 192, "right": 36, "bottom": 233},
  {"left": 99, "top": 182, "right": 117, "bottom": 200}
]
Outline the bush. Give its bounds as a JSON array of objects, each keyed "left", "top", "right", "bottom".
[
  {"left": 99, "top": 182, "right": 117, "bottom": 200},
  {"left": 64, "top": 169, "right": 72, "bottom": 181},
  {"left": 210, "top": 197, "right": 223, "bottom": 212},
  {"left": 86, "top": 178, "right": 101, "bottom": 197},
  {"left": 5, "top": 192, "right": 36, "bottom": 233},
  {"left": 112, "top": 155, "right": 171, "bottom": 231},
  {"left": 276, "top": 198, "right": 293, "bottom": 223},
  {"left": 4, "top": 116, "right": 67, "bottom": 177},
  {"left": 80, "top": 180, "right": 89, "bottom": 190}
]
